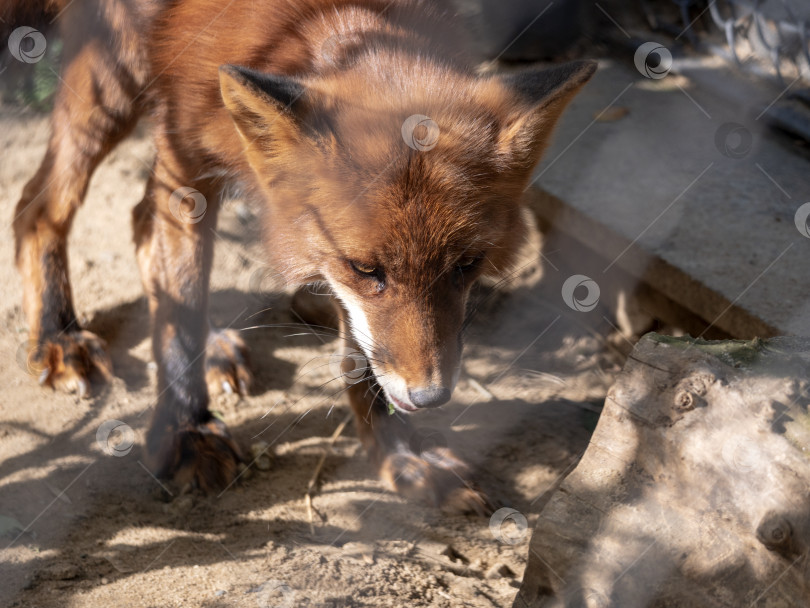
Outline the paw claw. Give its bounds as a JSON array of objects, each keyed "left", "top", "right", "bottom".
[
  {"left": 206, "top": 329, "right": 251, "bottom": 397},
  {"left": 380, "top": 450, "right": 494, "bottom": 515},
  {"left": 146, "top": 418, "right": 245, "bottom": 494},
  {"left": 76, "top": 378, "right": 89, "bottom": 399},
  {"left": 441, "top": 486, "right": 495, "bottom": 517},
  {"left": 28, "top": 330, "right": 112, "bottom": 396}
]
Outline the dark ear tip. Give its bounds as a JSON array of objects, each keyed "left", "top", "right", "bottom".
[
  {"left": 218, "top": 64, "right": 272, "bottom": 86},
  {"left": 501, "top": 59, "right": 598, "bottom": 104},
  {"left": 219, "top": 64, "right": 250, "bottom": 81},
  {"left": 218, "top": 65, "right": 307, "bottom": 112},
  {"left": 568, "top": 59, "right": 598, "bottom": 81},
  {"left": 218, "top": 64, "right": 244, "bottom": 88}
]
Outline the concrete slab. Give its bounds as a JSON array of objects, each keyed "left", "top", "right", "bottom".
[{"left": 527, "top": 57, "right": 810, "bottom": 338}]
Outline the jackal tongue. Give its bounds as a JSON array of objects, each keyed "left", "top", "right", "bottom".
[{"left": 390, "top": 395, "right": 418, "bottom": 413}]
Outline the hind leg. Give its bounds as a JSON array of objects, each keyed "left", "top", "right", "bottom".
[{"left": 12, "top": 1, "right": 148, "bottom": 395}]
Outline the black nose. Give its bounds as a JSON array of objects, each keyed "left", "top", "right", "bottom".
[{"left": 408, "top": 386, "right": 452, "bottom": 408}]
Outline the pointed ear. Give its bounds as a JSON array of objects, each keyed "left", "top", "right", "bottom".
[
  {"left": 219, "top": 65, "right": 312, "bottom": 156},
  {"left": 498, "top": 60, "right": 597, "bottom": 172}
]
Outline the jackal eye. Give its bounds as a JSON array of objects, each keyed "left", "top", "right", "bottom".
[
  {"left": 456, "top": 253, "right": 484, "bottom": 274},
  {"left": 349, "top": 260, "right": 380, "bottom": 279}
]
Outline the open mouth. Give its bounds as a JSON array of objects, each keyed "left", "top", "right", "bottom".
[{"left": 388, "top": 394, "right": 418, "bottom": 413}]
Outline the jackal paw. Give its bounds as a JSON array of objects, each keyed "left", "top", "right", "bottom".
[
  {"left": 380, "top": 448, "right": 495, "bottom": 516},
  {"left": 21, "top": 330, "right": 113, "bottom": 398},
  {"left": 205, "top": 329, "right": 251, "bottom": 397},
  {"left": 146, "top": 418, "right": 245, "bottom": 494}
]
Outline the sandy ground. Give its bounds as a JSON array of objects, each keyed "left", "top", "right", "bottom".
[{"left": 0, "top": 105, "right": 622, "bottom": 607}]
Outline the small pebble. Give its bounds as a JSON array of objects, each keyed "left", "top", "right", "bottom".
[
  {"left": 594, "top": 105, "right": 629, "bottom": 122},
  {"left": 251, "top": 441, "right": 272, "bottom": 470},
  {"left": 166, "top": 495, "right": 194, "bottom": 517},
  {"left": 440, "top": 544, "right": 468, "bottom": 564},
  {"left": 342, "top": 541, "right": 375, "bottom": 564},
  {"left": 485, "top": 562, "right": 515, "bottom": 579},
  {"left": 42, "top": 562, "right": 81, "bottom": 580}
]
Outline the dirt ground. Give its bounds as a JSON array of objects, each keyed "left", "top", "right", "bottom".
[{"left": 0, "top": 105, "right": 622, "bottom": 607}]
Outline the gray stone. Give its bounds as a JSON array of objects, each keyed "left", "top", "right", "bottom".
[{"left": 515, "top": 334, "right": 810, "bottom": 607}]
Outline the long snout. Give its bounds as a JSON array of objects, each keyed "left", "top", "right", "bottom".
[{"left": 376, "top": 298, "right": 464, "bottom": 411}]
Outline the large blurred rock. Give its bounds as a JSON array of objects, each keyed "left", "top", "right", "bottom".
[{"left": 515, "top": 333, "right": 810, "bottom": 607}]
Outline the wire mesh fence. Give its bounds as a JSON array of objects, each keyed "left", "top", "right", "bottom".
[{"left": 641, "top": 0, "right": 810, "bottom": 86}]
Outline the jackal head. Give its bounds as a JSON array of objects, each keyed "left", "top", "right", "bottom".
[{"left": 219, "top": 59, "right": 595, "bottom": 412}]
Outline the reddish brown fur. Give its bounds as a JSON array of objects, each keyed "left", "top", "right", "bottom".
[{"left": 10, "top": 0, "right": 594, "bottom": 508}]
